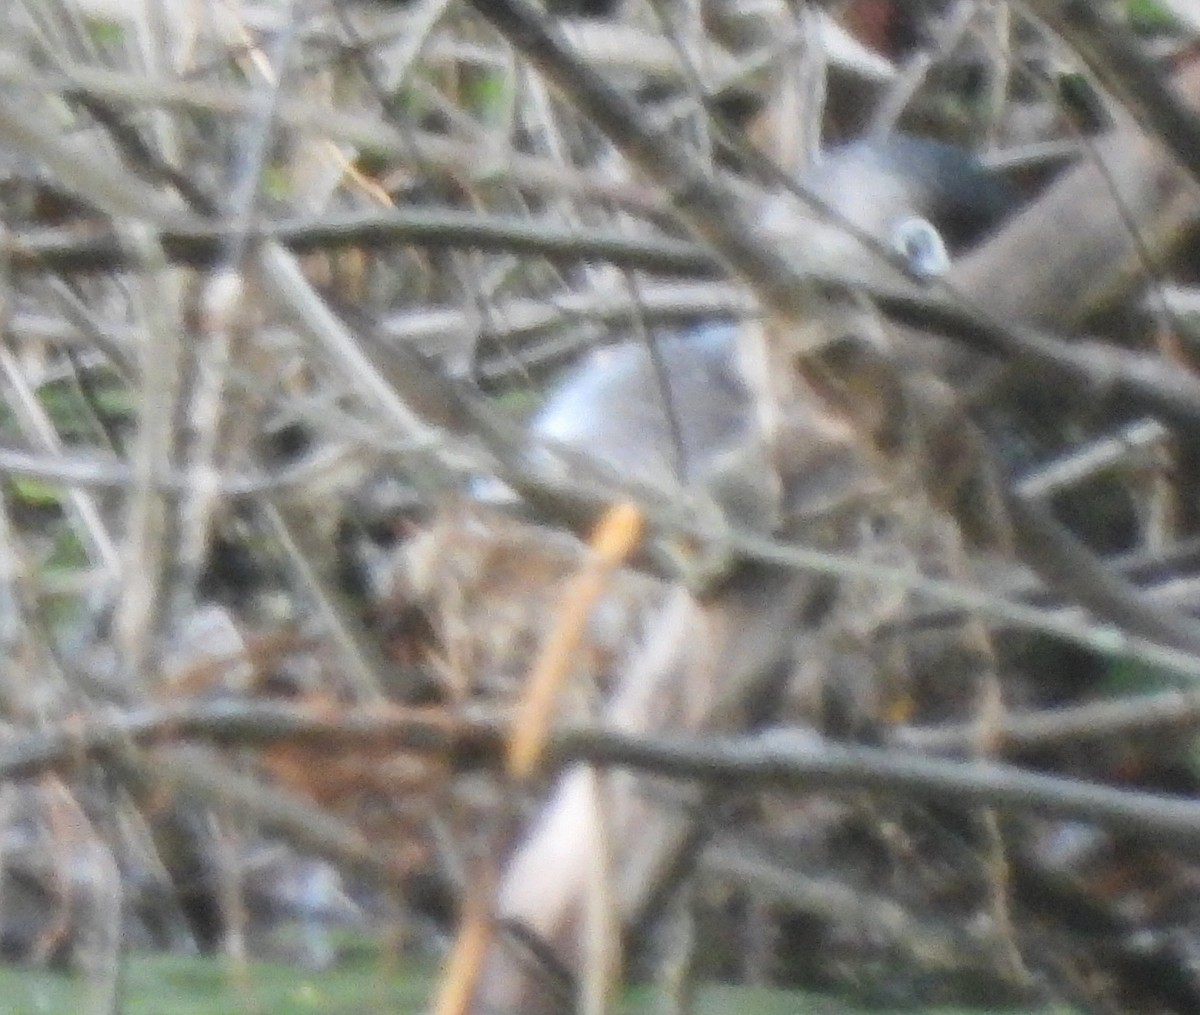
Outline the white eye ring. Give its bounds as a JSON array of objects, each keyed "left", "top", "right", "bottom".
[{"left": 891, "top": 216, "right": 950, "bottom": 279}]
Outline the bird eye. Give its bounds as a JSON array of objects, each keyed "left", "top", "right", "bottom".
[{"left": 890, "top": 216, "right": 950, "bottom": 280}]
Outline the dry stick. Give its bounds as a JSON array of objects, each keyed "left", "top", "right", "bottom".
[
  {"left": 0, "top": 210, "right": 718, "bottom": 276},
  {"left": 1022, "top": 0, "right": 1200, "bottom": 196},
  {"left": 434, "top": 502, "right": 644, "bottom": 1015},
  {"left": 508, "top": 502, "right": 645, "bottom": 778},
  {"left": 896, "top": 686, "right": 1200, "bottom": 755},
  {"left": 545, "top": 729, "right": 1200, "bottom": 847},
  {"left": 0, "top": 690, "right": 1180, "bottom": 780},
  {"left": 432, "top": 869, "right": 499, "bottom": 1015},
  {"left": 6, "top": 699, "right": 1200, "bottom": 846}
]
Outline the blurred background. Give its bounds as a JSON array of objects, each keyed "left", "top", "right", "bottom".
[{"left": 1, "top": 1, "right": 1200, "bottom": 1013}]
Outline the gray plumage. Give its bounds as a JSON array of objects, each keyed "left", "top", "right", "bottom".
[
  {"left": 515, "top": 134, "right": 1013, "bottom": 507},
  {"left": 532, "top": 321, "right": 750, "bottom": 491}
]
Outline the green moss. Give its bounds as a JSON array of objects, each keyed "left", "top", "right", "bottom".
[
  {"left": 0, "top": 948, "right": 1082, "bottom": 1015},
  {"left": 0, "top": 949, "right": 432, "bottom": 1015},
  {"left": 1127, "top": 0, "right": 1176, "bottom": 32}
]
